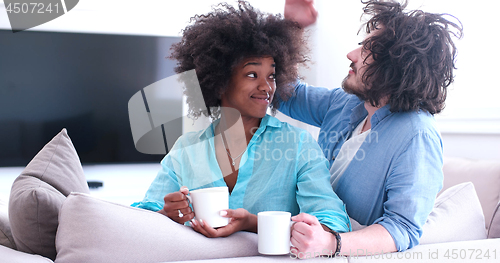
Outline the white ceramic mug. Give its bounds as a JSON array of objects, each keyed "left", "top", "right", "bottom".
[
  {"left": 186, "top": 186, "right": 229, "bottom": 228},
  {"left": 258, "top": 211, "right": 292, "bottom": 255}
]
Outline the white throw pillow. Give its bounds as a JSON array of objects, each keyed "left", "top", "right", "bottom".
[
  {"left": 55, "top": 193, "right": 259, "bottom": 263},
  {"left": 420, "top": 182, "right": 487, "bottom": 244}
]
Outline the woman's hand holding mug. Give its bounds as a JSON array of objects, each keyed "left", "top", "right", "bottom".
[
  {"left": 158, "top": 186, "right": 194, "bottom": 224},
  {"left": 191, "top": 208, "right": 257, "bottom": 238}
]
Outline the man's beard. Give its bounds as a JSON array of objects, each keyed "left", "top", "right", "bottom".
[{"left": 341, "top": 75, "right": 368, "bottom": 101}]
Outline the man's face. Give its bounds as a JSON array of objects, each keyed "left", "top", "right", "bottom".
[{"left": 342, "top": 30, "right": 378, "bottom": 100}]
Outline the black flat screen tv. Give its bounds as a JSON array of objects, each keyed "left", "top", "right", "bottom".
[{"left": 0, "top": 29, "right": 182, "bottom": 166}]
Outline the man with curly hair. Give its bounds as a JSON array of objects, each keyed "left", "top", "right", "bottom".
[
  {"left": 281, "top": 0, "right": 463, "bottom": 257},
  {"left": 133, "top": 1, "right": 350, "bottom": 240}
]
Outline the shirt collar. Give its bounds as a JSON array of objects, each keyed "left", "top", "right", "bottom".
[
  {"left": 199, "top": 114, "right": 281, "bottom": 140},
  {"left": 259, "top": 114, "right": 281, "bottom": 129},
  {"left": 200, "top": 119, "right": 217, "bottom": 140},
  {"left": 371, "top": 104, "right": 392, "bottom": 127},
  {"left": 350, "top": 103, "right": 368, "bottom": 126},
  {"left": 350, "top": 103, "right": 392, "bottom": 128}
]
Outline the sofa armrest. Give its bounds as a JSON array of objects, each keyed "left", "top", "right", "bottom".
[
  {"left": 488, "top": 201, "right": 500, "bottom": 238},
  {"left": 56, "top": 193, "right": 260, "bottom": 262},
  {"left": 0, "top": 198, "right": 16, "bottom": 250}
]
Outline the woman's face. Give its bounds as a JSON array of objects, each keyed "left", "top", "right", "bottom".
[{"left": 221, "top": 56, "right": 276, "bottom": 120}]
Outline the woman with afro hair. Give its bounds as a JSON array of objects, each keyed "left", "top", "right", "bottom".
[{"left": 132, "top": 1, "right": 350, "bottom": 240}]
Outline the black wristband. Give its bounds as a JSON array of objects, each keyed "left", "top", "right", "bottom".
[{"left": 328, "top": 230, "right": 342, "bottom": 257}]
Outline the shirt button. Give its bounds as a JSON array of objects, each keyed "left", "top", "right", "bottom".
[{"left": 332, "top": 156, "right": 336, "bottom": 161}]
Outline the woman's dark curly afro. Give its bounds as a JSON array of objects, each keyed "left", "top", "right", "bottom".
[{"left": 169, "top": 1, "right": 308, "bottom": 120}]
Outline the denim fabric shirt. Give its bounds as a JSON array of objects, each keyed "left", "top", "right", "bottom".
[
  {"left": 132, "top": 114, "right": 351, "bottom": 233},
  {"left": 278, "top": 82, "right": 444, "bottom": 251}
]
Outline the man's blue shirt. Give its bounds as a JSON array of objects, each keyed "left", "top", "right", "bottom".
[{"left": 279, "top": 82, "right": 444, "bottom": 251}]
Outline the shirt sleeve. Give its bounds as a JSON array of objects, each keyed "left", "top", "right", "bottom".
[
  {"left": 131, "top": 152, "right": 182, "bottom": 211},
  {"left": 374, "top": 131, "right": 443, "bottom": 251},
  {"left": 294, "top": 130, "right": 351, "bottom": 233},
  {"left": 278, "top": 82, "right": 340, "bottom": 127}
]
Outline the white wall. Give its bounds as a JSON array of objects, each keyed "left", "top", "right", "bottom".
[
  {"left": 0, "top": 0, "right": 285, "bottom": 36},
  {"left": 1, "top": 0, "right": 498, "bottom": 161},
  {"left": 300, "top": 0, "right": 500, "bottom": 161}
]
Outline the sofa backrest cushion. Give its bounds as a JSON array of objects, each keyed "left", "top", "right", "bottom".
[
  {"left": 420, "top": 182, "right": 487, "bottom": 245},
  {"left": 8, "top": 128, "right": 89, "bottom": 260},
  {"left": 488, "top": 201, "right": 500, "bottom": 238},
  {"left": 56, "top": 193, "right": 259, "bottom": 262},
  {"left": 442, "top": 157, "right": 500, "bottom": 230},
  {"left": 0, "top": 197, "right": 16, "bottom": 250}
]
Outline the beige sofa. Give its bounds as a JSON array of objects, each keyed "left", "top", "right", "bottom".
[{"left": 1, "top": 129, "right": 499, "bottom": 262}]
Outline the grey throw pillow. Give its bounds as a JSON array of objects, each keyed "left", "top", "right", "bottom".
[{"left": 8, "top": 128, "right": 89, "bottom": 260}]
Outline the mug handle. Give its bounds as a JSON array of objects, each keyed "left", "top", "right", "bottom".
[
  {"left": 185, "top": 194, "right": 192, "bottom": 204},
  {"left": 179, "top": 193, "right": 192, "bottom": 218},
  {"left": 289, "top": 220, "right": 296, "bottom": 246}
]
